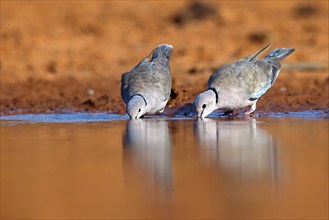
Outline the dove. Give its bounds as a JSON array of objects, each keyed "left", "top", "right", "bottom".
[
  {"left": 121, "top": 44, "right": 173, "bottom": 119},
  {"left": 194, "top": 45, "right": 295, "bottom": 118}
]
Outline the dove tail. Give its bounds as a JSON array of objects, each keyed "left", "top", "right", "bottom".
[
  {"left": 247, "top": 44, "right": 271, "bottom": 61},
  {"left": 265, "top": 48, "right": 295, "bottom": 61}
]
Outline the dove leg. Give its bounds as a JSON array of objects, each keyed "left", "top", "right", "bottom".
[
  {"left": 159, "top": 108, "right": 165, "bottom": 117},
  {"left": 244, "top": 102, "right": 257, "bottom": 115}
]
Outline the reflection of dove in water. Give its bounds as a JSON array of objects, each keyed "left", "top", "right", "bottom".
[
  {"left": 121, "top": 44, "right": 173, "bottom": 119},
  {"left": 193, "top": 119, "right": 278, "bottom": 179},
  {"left": 124, "top": 120, "right": 171, "bottom": 148},
  {"left": 194, "top": 45, "right": 295, "bottom": 118},
  {"left": 123, "top": 120, "right": 173, "bottom": 195}
]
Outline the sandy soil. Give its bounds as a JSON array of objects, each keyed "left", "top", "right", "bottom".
[{"left": 1, "top": 1, "right": 328, "bottom": 116}]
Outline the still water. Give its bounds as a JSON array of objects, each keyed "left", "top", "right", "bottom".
[{"left": 1, "top": 113, "right": 328, "bottom": 219}]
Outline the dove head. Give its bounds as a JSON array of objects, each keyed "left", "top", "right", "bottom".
[
  {"left": 150, "top": 44, "right": 174, "bottom": 61},
  {"left": 127, "top": 95, "right": 147, "bottom": 119},
  {"left": 194, "top": 90, "right": 218, "bottom": 118}
]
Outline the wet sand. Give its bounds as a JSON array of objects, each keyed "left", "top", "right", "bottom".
[{"left": 1, "top": 1, "right": 328, "bottom": 115}]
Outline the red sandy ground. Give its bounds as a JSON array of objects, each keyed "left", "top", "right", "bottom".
[{"left": 1, "top": 1, "right": 328, "bottom": 116}]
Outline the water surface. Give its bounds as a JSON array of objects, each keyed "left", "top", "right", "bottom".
[{"left": 1, "top": 113, "right": 328, "bottom": 219}]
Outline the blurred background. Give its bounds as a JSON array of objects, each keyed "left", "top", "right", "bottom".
[{"left": 1, "top": 1, "right": 328, "bottom": 114}]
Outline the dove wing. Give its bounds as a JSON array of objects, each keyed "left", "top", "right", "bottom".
[
  {"left": 208, "top": 60, "right": 281, "bottom": 100},
  {"left": 248, "top": 60, "right": 281, "bottom": 100},
  {"left": 121, "top": 60, "right": 171, "bottom": 103}
]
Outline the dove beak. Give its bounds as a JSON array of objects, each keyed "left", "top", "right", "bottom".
[{"left": 199, "top": 108, "right": 205, "bottom": 118}]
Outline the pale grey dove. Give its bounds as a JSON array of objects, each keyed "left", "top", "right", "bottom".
[
  {"left": 121, "top": 44, "right": 173, "bottom": 119},
  {"left": 194, "top": 45, "right": 295, "bottom": 118}
]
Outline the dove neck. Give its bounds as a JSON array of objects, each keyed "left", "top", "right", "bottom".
[
  {"left": 206, "top": 87, "right": 218, "bottom": 104},
  {"left": 131, "top": 94, "right": 148, "bottom": 107},
  {"left": 130, "top": 94, "right": 158, "bottom": 113}
]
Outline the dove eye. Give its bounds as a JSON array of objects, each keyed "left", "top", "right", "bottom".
[
  {"left": 202, "top": 104, "right": 206, "bottom": 109},
  {"left": 138, "top": 108, "right": 141, "bottom": 112}
]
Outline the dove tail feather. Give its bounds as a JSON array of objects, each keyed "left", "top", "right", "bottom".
[
  {"left": 246, "top": 45, "right": 271, "bottom": 61},
  {"left": 265, "top": 48, "right": 295, "bottom": 61}
]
